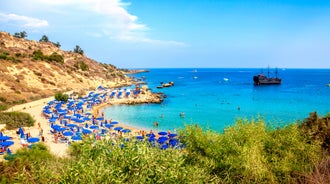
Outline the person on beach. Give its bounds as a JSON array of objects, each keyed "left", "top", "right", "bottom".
[
  {"left": 39, "top": 127, "right": 43, "bottom": 136},
  {"left": 167, "top": 129, "right": 171, "bottom": 135},
  {"left": 20, "top": 138, "right": 28, "bottom": 147},
  {"left": 54, "top": 133, "right": 58, "bottom": 143}
]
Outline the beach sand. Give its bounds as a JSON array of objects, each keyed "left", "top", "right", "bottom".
[{"left": 1, "top": 87, "right": 161, "bottom": 160}]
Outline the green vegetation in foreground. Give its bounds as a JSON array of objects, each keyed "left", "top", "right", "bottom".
[
  {"left": 0, "top": 111, "right": 35, "bottom": 130},
  {"left": 0, "top": 113, "right": 329, "bottom": 183}
]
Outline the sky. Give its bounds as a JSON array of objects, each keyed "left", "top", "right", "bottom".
[{"left": 0, "top": 0, "right": 330, "bottom": 68}]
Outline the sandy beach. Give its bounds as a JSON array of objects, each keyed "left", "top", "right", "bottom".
[{"left": 1, "top": 87, "right": 162, "bottom": 160}]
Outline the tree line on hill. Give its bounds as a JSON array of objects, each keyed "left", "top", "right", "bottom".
[{"left": 12, "top": 31, "right": 84, "bottom": 55}]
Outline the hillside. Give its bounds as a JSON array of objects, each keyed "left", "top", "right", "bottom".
[{"left": 0, "top": 31, "right": 133, "bottom": 105}]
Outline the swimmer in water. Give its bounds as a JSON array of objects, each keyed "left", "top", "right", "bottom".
[{"left": 153, "top": 122, "right": 159, "bottom": 127}]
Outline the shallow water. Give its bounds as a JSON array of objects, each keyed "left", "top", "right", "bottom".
[{"left": 103, "top": 68, "right": 330, "bottom": 132}]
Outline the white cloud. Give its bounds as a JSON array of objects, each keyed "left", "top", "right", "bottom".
[
  {"left": 0, "top": 12, "right": 48, "bottom": 28},
  {"left": 31, "top": 0, "right": 187, "bottom": 46}
]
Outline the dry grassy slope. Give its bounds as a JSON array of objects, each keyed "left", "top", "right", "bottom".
[{"left": 0, "top": 31, "right": 133, "bottom": 103}]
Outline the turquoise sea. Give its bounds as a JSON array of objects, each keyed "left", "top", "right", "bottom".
[{"left": 102, "top": 68, "right": 330, "bottom": 132}]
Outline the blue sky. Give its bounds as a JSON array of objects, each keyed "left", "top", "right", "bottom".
[{"left": 1, "top": 0, "right": 330, "bottom": 68}]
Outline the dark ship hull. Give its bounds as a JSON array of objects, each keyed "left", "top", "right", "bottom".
[{"left": 253, "top": 75, "right": 281, "bottom": 85}]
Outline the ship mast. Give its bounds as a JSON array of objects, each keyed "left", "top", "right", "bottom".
[
  {"left": 275, "top": 68, "right": 278, "bottom": 78},
  {"left": 267, "top": 65, "right": 270, "bottom": 77}
]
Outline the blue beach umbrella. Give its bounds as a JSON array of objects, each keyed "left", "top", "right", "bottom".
[
  {"left": 18, "top": 127, "right": 24, "bottom": 138},
  {"left": 136, "top": 136, "right": 144, "bottom": 140},
  {"left": 158, "top": 139, "right": 167, "bottom": 144},
  {"left": 1, "top": 141, "right": 14, "bottom": 146},
  {"left": 169, "top": 139, "right": 179, "bottom": 147},
  {"left": 71, "top": 136, "right": 82, "bottom": 141},
  {"left": 48, "top": 118, "right": 57, "bottom": 123},
  {"left": 96, "top": 117, "right": 104, "bottom": 121},
  {"left": 52, "top": 124, "right": 61, "bottom": 129},
  {"left": 63, "top": 131, "right": 74, "bottom": 137},
  {"left": 27, "top": 137, "right": 40, "bottom": 143},
  {"left": 89, "top": 125, "right": 99, "bottom": 130},
  {"left": 114, "top": 127, "right": 123, "bottom": 131},
  {"left": 168, "top": 133, "right": 177, "bottom": 138},
  {"left": 70, "top": 117, "right": 78, "bottom": 122},
  {"left": 82, "top": 129, "right": 92, "bottom": 134},
  {"left": 75, "top": 114, "right": 83, "bottom": 118},
  {"left": 83, "top": 117, "right": 91, "bottom": 121},
  {"left": 158, "top": 132, "right": 167, "bottom": 136},
  {"left": 67, "top": 124, "right": 77, "bottom": 128},
  {"left": 58, "top": 127, "right": 67, "bottom": 132},
  {"left": 146, "top": 133, "right": 155, "bottom": 137},
  {"left": 148, "top": 137, "right": 155, "bottom": 142},
  {"left": 160, "top": 144, "right": 169, "bottom": 150},
  {"left": 158, "top": 137, "right": 168, "bottom": 142},
  {"left": 0, "top": 136, "right": 11, "bottom": 141},
  {"left": 43, "top": 109, "right": 52, "bottom": 114},
  {"left": 75, "top": 119, "right": 85, "bottom": 123},
  {"left": 85, "top": 112, "right": 92, "bottom": 116},
  {"left": 53, "top": 125, "right": 66, "bottom": 132},
  {"left": 110, "top": 121, "right": 119, "bottom": 125},
  {"left": 121, "top": 129, "right": 131, "bottom": 133},
  {"left": 105, "top": 124, "right": 114, "bottom": 128},
  {"left": 64, "top": 115, "right": 72, "bottom": 119}
]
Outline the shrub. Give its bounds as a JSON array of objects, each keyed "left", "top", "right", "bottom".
[
  {"left": 47, "top": 52, "right": 64, "bottom": 63},
  {"left": 54, "top": 92, "right": 68, "bottom": 102},
  {"left": 299, "top": 112, "right": 330, "bottom": 151},
  {"left": 74, "top": 60, "right": 89, "bottom": 71},
  {"left": 0, "top": 103, "right": 9, "bottom": 111},
  {"left": 79, "top": 61, "right": 89, "bottom": 71},
  {"left": 180, "top": 119, "right": 321, "bottom": 183},
  {"left": 32, "top": 50, "right": 45, "bottom": 61},
  {"left": 0, "top": 53, "right": 7, "bottom": 60},
  {"left": 0, "top": 111, "right": 35, "bottom": 129}
]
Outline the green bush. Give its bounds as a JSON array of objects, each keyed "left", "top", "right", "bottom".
[
  {"left": 0, "top": 103, "right": 9, "bottom": 111},
  {"left": 47, "top": 52, "right": 64, "bottom": 63},
  {"left": 74, "top": 60, "right": 89, "bottom": 71},
  {"left": 0, "top": 53, "right": 7, "bottom": 60},
  {"left": 32, "top": 50, "right": 45, "bottom": 61},
  {"left": 0, "top": 111, "right": 35, "bottom": 129},
  {"left": 0, "top": 115, "right": 327, "bottom": 183},
  {"left": 0, "top": 143, "right": 55, "bottom": 182},
  {"left": 180, "top": 119, "right": 321, "bottom": 183},
  {"left": 54, "top": 92, "right": 69, "bottom": 102},
  {"left": 299, "top": 112, "right": 330, "bottom": 151}
]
